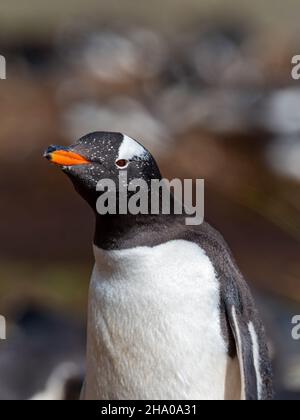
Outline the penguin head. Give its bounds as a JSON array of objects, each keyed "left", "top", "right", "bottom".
[{"left": 44, "top": 132, "right": 161, "bottom": 210}]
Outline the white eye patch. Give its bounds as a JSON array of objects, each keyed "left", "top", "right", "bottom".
[{"left": 117, "top": 135, "right": 147, "bottom": 161}]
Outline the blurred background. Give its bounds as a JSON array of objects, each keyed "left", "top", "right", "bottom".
[{"left": 0, "top": 0, "right": 299, "bottom": 400}]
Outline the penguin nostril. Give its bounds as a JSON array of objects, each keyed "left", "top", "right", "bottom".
[
  {"left": 115, "top": 159, "right": 129, "bottom": 169},
  {"left": 44, "top": 145, "right": 57, "bottom": 159},
  {"left": 47, "top": 145, "right": 58, "bottom": 153},
  {"left": 44, "top": 145, "right": 69, "bottom": 160}
]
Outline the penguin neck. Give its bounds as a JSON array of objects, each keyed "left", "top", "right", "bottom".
[{"left": 93, "top": 207, "right": 184, "bottom": 251}]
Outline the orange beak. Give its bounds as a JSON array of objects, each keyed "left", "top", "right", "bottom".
[{"left": 45, "top": 148, "right": 90, "bottom": 166}]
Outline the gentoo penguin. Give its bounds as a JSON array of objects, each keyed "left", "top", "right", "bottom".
[{"left": 44, "top": 131, "right": 273, "bottom": 400}]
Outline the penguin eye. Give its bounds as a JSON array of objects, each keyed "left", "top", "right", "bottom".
[{"left": 115, "top": 159, "right": 129, "bottom": 169}]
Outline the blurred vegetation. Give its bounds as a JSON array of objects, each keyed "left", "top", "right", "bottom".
[
  {"left": 0, "top": 261, "right": 89, "bottom": 315},
  {"left": 1, "top": 0, "right": 300, "bottom": 37}
]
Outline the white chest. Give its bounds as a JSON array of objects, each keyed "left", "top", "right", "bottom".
[{"left": 84, "top": 240, "right": 239, "bottom": 400}]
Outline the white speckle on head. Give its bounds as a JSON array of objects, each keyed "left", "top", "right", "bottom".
[
  {"left": 248, "top": 322, "right": 262, "bottom": 400},
  {"left": 117, "top": 134, "right": 147, "bottom": 161}
]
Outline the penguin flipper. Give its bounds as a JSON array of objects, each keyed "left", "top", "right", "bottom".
[{"left": 222, "top": 276, "right": 273, "bottom": 400}]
